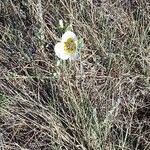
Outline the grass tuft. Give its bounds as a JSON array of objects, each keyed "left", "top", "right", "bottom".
[{"left": 0, "top": 0, "right": 150, "bottom": 149}]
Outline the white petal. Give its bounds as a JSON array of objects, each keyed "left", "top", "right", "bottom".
[
  {"left": 54, "top": 42, "right": 69, "bottom": 60},
  {"left": 62, "top": 31, "right": 77, "bottom": 43},
  {"left": 69, "top": 52, "right": 80, "bottom": 60}
]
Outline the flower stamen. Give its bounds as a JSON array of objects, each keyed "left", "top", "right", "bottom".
[{"left": 64, "top": 38, "right": 76, "bottom": 54}]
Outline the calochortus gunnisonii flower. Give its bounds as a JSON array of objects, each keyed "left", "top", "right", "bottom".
[
  {"left": 59, "top": 19, "right": 64, "bottom": 28},
  {"left": 54, "top": 31, "right": 79, "bottom": 60}
]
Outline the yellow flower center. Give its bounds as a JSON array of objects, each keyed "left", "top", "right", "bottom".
[{"left": 64, "top": 38, "right": 76, "bottom": 54}]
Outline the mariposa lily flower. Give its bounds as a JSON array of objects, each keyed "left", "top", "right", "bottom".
[{"left": 54, "top": 31, "right": 79, "bottom": 60}]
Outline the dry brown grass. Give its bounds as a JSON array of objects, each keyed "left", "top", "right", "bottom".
[{"left": 0, "top": 0, "right": 150, "bottom": 150}]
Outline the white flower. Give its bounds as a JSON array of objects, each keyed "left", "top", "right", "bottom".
[
  {"left": 59, "top": 19, "right": 64, "bottom": 28},
  {"left": 54, "top": 31, "right": 79, "bottom": 60}
]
